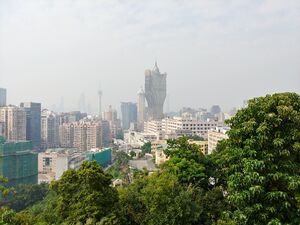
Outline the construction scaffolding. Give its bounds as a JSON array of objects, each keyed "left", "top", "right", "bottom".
[{"left": 0, "top": 140, "right": 38, "bottom": 187}]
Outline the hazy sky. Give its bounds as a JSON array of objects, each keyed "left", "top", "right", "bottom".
[{"left": 0, "top": 0, "right": 299, "bottom": 114}]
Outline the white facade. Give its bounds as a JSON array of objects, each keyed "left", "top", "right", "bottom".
[
  {"left": 41, "top": 109, "right": 59, "bottom": 149},
  {"left": 208, "top": 126, "right": 229, "bottom": 154},
  {"left": 137, "top": 87, "right": 145, "bottom": 131},
  {"left": 0, "top": 106, "right": 26, "bottom": 141},
  {"left": 144, "top": 120, "right": 163, "bottom": 140},
  {"left": 38, "top": 148, "right": 85, "bottom": 183},
  {"left": 162, "top": 116, "right": 222, "bottom": 138}
]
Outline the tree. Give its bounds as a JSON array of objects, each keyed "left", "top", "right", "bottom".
[
  {"left": 216, "top": 93, "right": 300, "bottom": 224},
  {"left": 0, "top": 176, "right": 14, "bottom": 201},
  {"left": 129, "top": 151, "right": 136, "bottom": 158},
  {"left": 8, "top": 183, "right": 49, "bottom": 212},
  {"left": 50, "top": 161, "right": 119, "bottom": 224},
  {"left": 187, "top": 135, "right": 205, "bottom": 141},
  {"left": 119, "top": 172, "right": 202, "bottom": 225},
  {"left": 0, "top": 177, "right": 31, "bottom": 225},
  {"left": 163, "top": 137, "right": 213, "bottom": 189},
  {"left": 140, "top": 142, "right": 151, "bottom": 156}
]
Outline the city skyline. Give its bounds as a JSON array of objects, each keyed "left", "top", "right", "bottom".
[{"left": 0, "top": 0, "right": 299, "bottom": 112}]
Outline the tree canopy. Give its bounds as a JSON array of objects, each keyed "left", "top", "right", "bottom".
[{"left": 216, "top": 92, "right": 300, "bottom": 224}]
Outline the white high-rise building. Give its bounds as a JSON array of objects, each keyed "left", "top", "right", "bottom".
[
  {"left": 0, "top": 106, "right": 26, "bottom": 141},
  {"left": 137, "top": 87, "right": 145, "bottom": 131},
  {"left": 0, "top": 88, "right": 6, "bottom": 107},
  {"left": 41, "top": 109, "right": 59, "bottom": 149}
]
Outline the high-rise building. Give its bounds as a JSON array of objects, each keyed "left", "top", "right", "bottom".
[
  {"left": 144, "top": 62, "right": 167, "bottom": 120},
  {"left": 59, "top": 121, "right": 103, "bottom": 151},
  {"left": 0, "top": 139, "right": 38, "bottom": 187},
  {"left": 98, "top": 88, "right": 103, "bottom": 119},
  {"left": 59, "top": 123, "right": 75, "bottom": 148},
  {"left": 103, "top": 105, "right": 121, "bottom": 139},
  {"left": 57, "top": 111, "right": 87, "bottom": 125},
  {"left": 78, "top": 93, "right": 86, "bottom": 113},
  {"left": 137, "top": 87, "right": 145, "bottom": 131},
  {"left": 41, "top": 109, "right": 58, "bottom": 149},
  {"left": 0, "top": 106, "right": 26, "bottom": 141},
  {"left": 0, "top": 88, "right": 7, "bottom": 107},
  {"left": 210, "top": 105, "right": 221, "bottom": 115},
  {"left": 101, "top": 120, "right": 111, "bottom": 147},
  {"left": 121, "top": 102, "right": 137, "bottom": 130},
  {"left": 20, "top": 102, "right": 41, "bottom": 150}
]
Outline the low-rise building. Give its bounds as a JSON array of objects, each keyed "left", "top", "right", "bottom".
[
  {"left": 86, "top": 148, "right": 112, "bottom": 168},
  {"left": 144, "top": 120, "right": 164, "bottom": 140},
  {"left": 189, "top": 140, "right": 209, "bottom": 155},
  {"left": 208, "top": 126, "right": 229, "bottom": 154},
  {"left": 38, "top": 148, "right": 85, "bottom": 183},
  {"left": 162, "top": 116, "right": 222, "bottom": 138}
]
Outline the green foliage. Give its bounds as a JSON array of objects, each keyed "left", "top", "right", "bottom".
[
  {"left": 0, "top": 176, "right": 14, "bottom": 199},
  {"left": 25, "top": 191, "right": 60, "bottom": 224},
  {"left": 187, "top": 135, "right": 205, "bottom": 141},
  {"left": 216, "top": 92, "right": 300, "bottom": 224},
  {"left": 163, "top": 137, "right": 213, "bottom": 189},
  {"left": 107, "top": 151, "right": 131, "bottom": 180},
  {"left": 140, "top": 142, "right": 151, "bottom": 156},
  {"left": 4, "top": 92, "right": 299, "bottom": 225},
  {"left": 130, "top": 151, "right": 136, "bottom": 158},
  {"left": 119, "top": 172, "right": 202, "bottom": 225},
  {"left": 8, "top": 183, "right": 49, "bottom": 212},
  {"left": 49, "top": 161, "right": 118, "bottom": 224}
]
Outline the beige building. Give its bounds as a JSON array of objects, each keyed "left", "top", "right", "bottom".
[
  {"left": 0, "top": 106, "right": 26, "bottom": 141},
  {"left": 59, "top": 121, "right": 102, "bottom": 151},
  {"left": 144, "top": 120, "right": 164, "bottom": 140},
  {"left": 38, "top": 148, "right": 85, "bottom": 183},
  {"left": 59, "top": 123, "right": 74, "bottom": 148},
  {"left": 208, "top": 127, "right": 229, "bottom": 154},
  {"left": 103, "top": 105, "right": 121, "bottom": 139},
  {"left": 189, "top": 140, "right": 209, "bottom": 155},
  {"left": 41, "top": 109, "right": 59, "bottom": 149},
  {"left": 149, "top": 140, "right": 168, "bottom": 165}
]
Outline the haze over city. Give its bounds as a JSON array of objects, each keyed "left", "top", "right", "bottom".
[{"left": 0, "top": 0, "right": 299, "bottom": 113}]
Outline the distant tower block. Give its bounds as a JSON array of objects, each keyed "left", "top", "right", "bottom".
[
  {"left": 144, "top": 61, "right": 167, "bottom": 120},
  {"left": 137, "top": 87, "right": 145, "bottom": 131},
  {"left": 98, "top": 89, "right": 103, "bottom": 119}
]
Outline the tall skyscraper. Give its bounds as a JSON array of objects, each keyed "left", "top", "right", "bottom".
[
  {"left": 121, "top": 102, "right": 137, "bottom": 130},
  {"left": 41, "top": 109, "right": 58, "bottom": 149},
  {"left": 137, "top": 87, "right": 145, "bottom": 131},
  {"left": 144, "top": 61, "right": 167, "bottom": 120},
  {"left": 0, "top": 88, "right": 7, "bottom": 107},
  {"left": 0, "top": 106, "right": 26, "bottom": 141},
  {"left": 78, "top": 93, "right": 86, "bottom": 113},
  {"left": 20, "top": 102, "right": 41, "bottom": 150},
  {"left": 103, "top": 105, "right": 121, "bottom": 138},
  {"left": 98, "top": 88, "right": 103, "bottom": 119}
]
